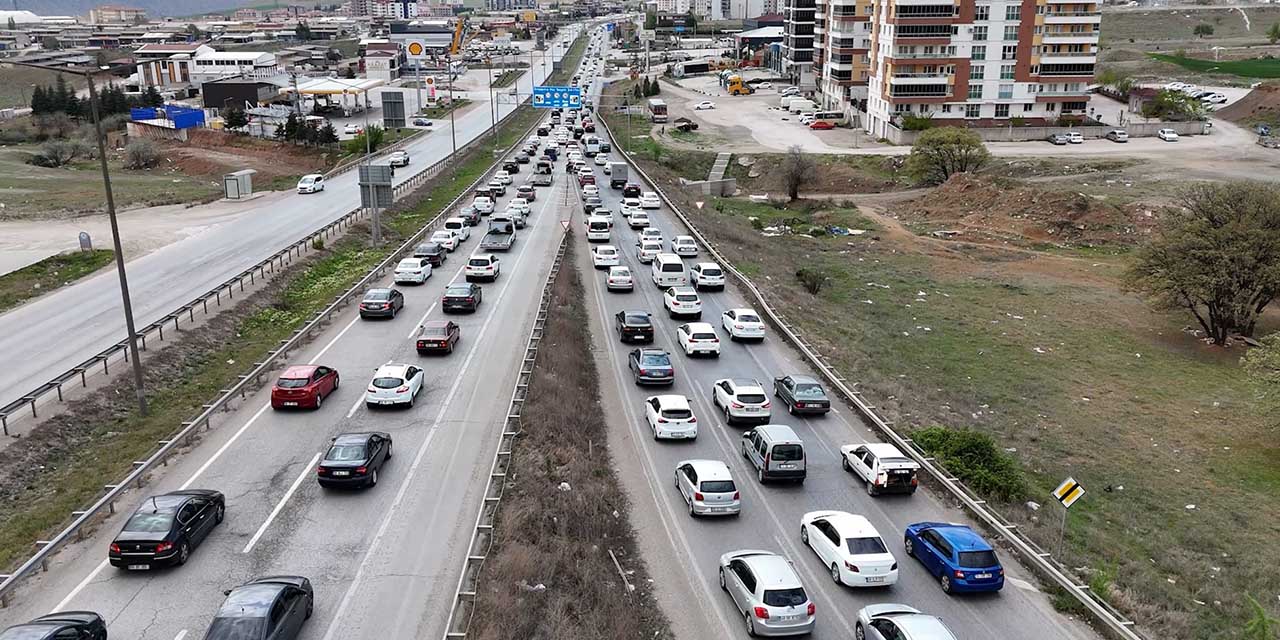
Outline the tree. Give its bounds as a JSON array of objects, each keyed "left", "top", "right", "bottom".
[
  {"left": 780, "top": 145, "right": 815, "bottom": 201},
  {"left": 346, "top": 125, "right": 385, "bottom": 153},
  {"left": 341, "top": 66, "right": 356, "bottom": 79},
  {"left": 1241, "top": 594, "right": 1280, "bottom": 640},
  {"left": 1269, "top": 22, "right": 1280, "bottom": 45},
  {"left": 143, "top": 85, "right": 164, "bottom": 107},
  {"left": 318, "top": 122, "right": 339, "bottom": 145},
  {"left": 651, "top": 77, "right": 661, "bottom": 95},
  {"left": 1124, "top": 182, "right": 1280, "bottom": 345},
  {"left": 295, "top": 23, "right": 314, "bottom": 41},
  {"left": 184, "top": 23, "right": 203, "bottom": 41},
  {"left": 633, "top": 83, "right": 643, "bottom": 99},
  {"left": 224, "top": 108, "right": 249, "bottom": 132},
  {"left": 1142, "top": 89, "right": 1205, "bottom": 121},
  {"left": 122, "top": 139, "right": 161, "bottom": 169},
  {"left": 1193, "top": 23, "right": 1215, "bottom": 37},
  {"left": 53, "top": 75, "right": 72, "bottom": 114},
  {"left": 282, "top": 112, "right": 300, "bottom": 142},
  {"left": 8, "top": 16, "right": 17, "bottom": 30},
  {"left": 30, "top": 85, "right": 49, "bottom": 115},
  {"left": 41, "top": 35, "right": 59, "bottom": 50},
  {"left": 904, "top": 126, "right": 990, "bottom": 185}
]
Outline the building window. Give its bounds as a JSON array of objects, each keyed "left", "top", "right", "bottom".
[
  {"left": 1002, "top": 45, "right": 1018, "bottom": 60},
  {"left": 1023, "top": 103, "right": 1034, "bottom": 112},
  {"left": 995, "top": 103, "right": 1009, "bottom": 117},
  {"left": 975, "top": 5, "right": 989, "bottom": 20},
  {"left": 1000, "top": 64, "right": 1015, "bottom": 79},
  {"left": 969, "top": 66, "right": 985, "bottom": 80},
  {"left": 998, "top": 83, "right": 1013, "bottom": 98},
  {"left": 971, "top": 45, "right": 986, "bottom": 60},
  {"left": 1005, "top": 4, "right": 1020, "bottom": 20},
  {"left": 968, "top": 84, "right": 983, "bottom": 99},
  {"left": 1046, "top": 102, "right": 1057, "bottom": 111},
  {"left": 1004, "top": 25, "right": 1018, "bottom": 40},
  {"left": 973, "top": 25, "right": 987, "bottom": 41},
  {"left": 942, "top": 103, "right": 952, "bottom": 112},
  {"left": 965, "top": 104, "right": 981, "bottom": 118}
]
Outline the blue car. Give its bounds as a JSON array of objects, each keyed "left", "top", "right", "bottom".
[{"left": 904, "top": 522, "right": 1004, "bottom": 594}]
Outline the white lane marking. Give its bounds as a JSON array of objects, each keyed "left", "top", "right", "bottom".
[
  {"left": 182, "top": 403, "right": 273, "bottom": 490},
  {"left": 346, "top": 388, "right": 366, "bottom": 418},
  {"left": 173, "top": 630, "right": 188, "bottom": 640},
  {"left": 406, "top": 302, "right": 440, "bottom": 339},
  {"left": 241, "top": 451, "right": 322, "bottom": 554},
  {"left": 312, "top": 315, "right": 361, "bottom": 363},
  {"left": 321, "top": 167, "right": 559, "bottom": 640},
  {"left": 51, "top": 561, "right": 107, "bottom": 613}
]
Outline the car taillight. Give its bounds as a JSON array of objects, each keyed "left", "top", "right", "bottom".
[
  {"left": 109, "top": 543, "right": 120, "bottom": 554},
  {"left": 657, "top": 418, "right": 667, "bottom": 423},
  {"left": 845, "top": 561, "right": 860, "bottom": 572},
  {"left": 731, "top": 402, "right": 744, "bottom": 409},
  {"left": 694, "top": 492, "right": 704, "bottom": 501},
  {"left": 954, "top": 570, "right": 966, "bottom": 579},
  {"left": 156, "top": 541, "right": 173, "bottom": 553},
  {"left": 466, "top": 297, "right": 475, "bottom": 303},
  {"left": 356, "top": 466, "right": 368, "bottom": 474},
  {"left": 875, "top": 473, "right": 886, "bottom": 486},
  {"left": 732, "top": 491, "right": 740, "bottom": 500},
  {"left": 807, "top": 603, "right": 816, "bottom": 616},
  {"left": 397, "top": 386, "right": 410, "bottom": 393},
  {"left": 317, "top": 466, "right": 327, "bottom": 474},
  {"left": 417, "top": 341, "right": 426, "bottom": 348},
  {"left": 689, "top": 416, "right": 696, "bottom": 423},
  {"left": 735, "top": 324, "right": 745, "bottom": 330},
  {"left": 638, "top": 369, "right": 647, "bottom": 375},
  {"left": 999, "top": 568, "right": 1005, "bottom": 576},
  {"left": 762, "top": 401, "right": 771, "bottom": 409},
  {"left": 753, "top": 607, "right": 770, "bottom": 620}
]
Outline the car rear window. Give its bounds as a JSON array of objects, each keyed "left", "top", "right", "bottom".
[
  {"left": 446, "top": 286, "right": 473, "bottom": 296},
  {"left": 772, "top": 444, "right": 804, "bottom": 461},
  {"left": 660, "top": 262, "right": 683, "bottom": 273},
  {"left": 326, "top": 443, "right": 368, "bottom": 461},
  {"left": 691, "top": 332, "right": 717, "bottom": 341},
  {"left": 762, "top": 588, "right": 807, "bottom": 607},
  {"left": 277, "top": 377, "right": 309, "bottom": 389},
  {"left": 846, "top": 536, "right": 889, "bottom": 555},
  {"left": 469, "top": 258, "right": 491, "bottom": 267},
  {"left": 702, "top": 268, "right": 722, "bottom": 276},
  {"left": 372, "top": 377, "right": 403, "bottom": 389},
  {"left": 881, "top": 456, "right": 914, "bottom": 466},
  {"left": 624, "top": 313, "right": 650, "bottom": 325},
  {"left": 700, "top": 480, "right": 736, "bottom": 493},
  {"left": 738, "top": 313, "right": 761, "bottom": 323},
  {"left": 640, "top": 354, "right": 669, "bottom": 366},
  {"left": 958, "top": 550, "right": 1000, "bottom": 568},
  {"left": 676, "top": 294, "right": 699, "bottom": 302},
  {"left": 643, "top": 243, "right": 662, "bottom": 250},
  {"left": 589, "top": 221, "right": 609, "bottom": 230},
  {"left": 123, "top": 510, "right": 174, "bottom": 533},
  {"left": 422, "top": 325, "right": 448, "bottom": 336},
  {"left": 661, "top": 408, "right": 692, "bottom": 420},
  {"left": 365, "top": 291, "right": 391, "bottom": 301},
  {"left": 205, "top": 618, "right": 266, "bottom": 639},
  {"left": 793, "top": 384, "right": 825, "bottom": 398},
  {"left": 737, "top": 393, "right": 766, "bottom": 404}
]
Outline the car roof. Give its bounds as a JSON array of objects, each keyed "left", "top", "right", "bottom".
[
  {"left": 679, "top": 459, "right": 733, "bottom": 480},
  {"left": 739, "top": 553, "right": 803, "bottom": 589},
  {"left": 609, "top": 265, "right": 630, "bottom": 272},
  {"left": 728, "top": 307, "right": 758, "bottom": 315},
  {"left": 470, "top": 253, "right": 496, "bottom": 260},
  {"left": 280, "top": 365, "right": 318, "bottom": 378},
  {"left": 374, "top": 363, "right": 410, "bottom": 377},
  {"left": 755, "top": 424, "right": 802, "bottom": 442},
  {"left": 786, "top": 373, "right": 820, "bottom": 385},
  {"left": 674, "top": 235, "right": 695, "bottom": 241},
  {"left": 695, "top": 262, "right": 720, "bottom": 268},
  {"left": 669, "top": 286, "right": 697, "bottom": 295},
  {"left": 728, "top": 377, "right": 763, "bottom": 390},
  {"left": 219, "top": 582, "right": 284, "bottom": 616},
  {"left": 817, "top": 511, "right": 880, "bottom": 538},
  {"left": 895, "top": 614, "right": 957, "bottom": 639},
  {"left": 861, "top": 442, "right": 908, "bottom": 458},
  {"left": 929, "top": 523, "right": 993, "bottom": 551},
  {"left": 364, "top": 288, "right": 393, "bottom": 296},
  {"left": 684, "top": 322, "right": 715, "bottom": 332},
  {"left": 651, "top": 394, "right": 690, "bottom": 409},
  {"left": 636, "top": 347, "right": 667, "bottom": 356}
]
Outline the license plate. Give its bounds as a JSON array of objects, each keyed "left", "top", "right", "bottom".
[
  {"left": 283, "top": 401, "right": 298, "bottom": 406},
  {"left": 333, "top": 470, "right": 350, "bottom": 477},
  {"left": 780, "top": 463, "right": 795, "bottom": 469},
  {"left": 669, "top": 433, "right": 686, "bottom": 438},
  {"left": 744, "top": 407, "right": 760, "bottom": 412},
  {"left": 866, "top": 576, "right": 885, "bottom": 583},
  {"left": 380, "top": 399, "right": 395, "bottom": 405},
  {"left": 975, "top": 573, "right": 992, "bottom": 579},
  {"left": 710, "top": 507, "right": 726, "bottom": 512},
  {"left": 778, "top": 615, "right": 799, "bottom": 622},
  {"left": 127, "top": 564, "right": 150, "bottom": 570}
]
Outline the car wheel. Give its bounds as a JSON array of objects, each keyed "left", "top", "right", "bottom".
[
  {"left": 314, "top": 393, "right": 322, "bottom": 409},
  {"left": 333, "top": 375, "right": 340, "bottom": 389},
  {"left": 408, "top": 392, "right": 416, "bottom": 408},
  {"left": 867, "top": 480, "right": 878, "bottom": 496},
  {"left": 694, "top": 312, "right": 702, "bottom": 321},
  {"left": 689, "top": 500, "right": 697, "bottom": 518},
  {"left": 855, "top": 623, "right": 866, "bottom": 640},
  {"left": 177, "top": 542, "right": 190, "bottom": 565},
  {"left": 386, "top": 442, "right": 393, "bottom": 460},
  {"left": 940, "top": 574, "right": 952, "bottom": 593},
  {"left": 841, "top": 455, "right": 851, "bottom": 472},
  {"left": 904, "top": 537, "right": 915, "bottom": 557},
  {"left": 306, "top": 595, "right": 313, "bottom": 619},
  {"left": 800, "top": 525, "right": 809, "bottom": 545},
  {"left": 370, "top": 468, "right": 379, "bottom": 487},
  {"left": 788, "top": 403, "right": 797, "bottom": 416},
  {"left": 757, "top": 467, "right": 765, "bottom": 484},
  {"left": 746, "top": 612, "right": 758, "bottom": 637},
  {"left": 215, "top": 503, "right": 225, "bottom": 524},
  {"left": 719, "top": 567, "right": 727, "bottom": 591}
]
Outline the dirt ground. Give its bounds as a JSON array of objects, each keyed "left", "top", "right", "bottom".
[{"left": 169, "top": 130, "right": 336, "bottom": 188}]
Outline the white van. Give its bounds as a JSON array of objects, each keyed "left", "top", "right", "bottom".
[
  {"left": 789, "top": 99, "right": 817, "bottom": 115},
  {"left": 779, "top": 95, "right": 800, "bottom": 110},
  {"left": 444, "top": 217, "right": 471, "bottom": 242},
  {"left": 586, "top": 215, "right": 612, "bottom": 242},
  {"left": 651, "top": 253, "right": 688, "bottom": 288}
]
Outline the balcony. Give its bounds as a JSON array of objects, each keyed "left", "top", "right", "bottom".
[
  {"left": 1040, "top": 52, "right": 1096, "bottom": 64},
  {"left": 890, "top": 71, "right": 951, "bottom": 83},
  {"left": 827, "top": 21, "right": 866, "bottom": 37},
  {"left": 897, "top": 25, "right": 953, "bottom": 39},
  {"left": 889, "top": 84, "right": 949, "bottom": 97},
  {"left": 1043, "top": 10, "right": 1101, "bottom": 23},
  {"left": 1042, "top": 31, "right": 1098, "bottom": 44}
]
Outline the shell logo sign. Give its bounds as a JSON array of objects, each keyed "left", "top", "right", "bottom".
[{"left": 405, "top": 40, "right": 427, "bottom": 59}]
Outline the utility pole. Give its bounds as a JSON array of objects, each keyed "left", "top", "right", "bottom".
[
  {"left": 447, "top": 52, "right": 459, "bottom": 176},
  {"left": 363, "top": 88, "right": 380, "bottom": 245}
]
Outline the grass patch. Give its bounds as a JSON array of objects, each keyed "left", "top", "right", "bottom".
[
  {"left": 548, "top": 32, "right": 589, "bottom": 85},
  {"left": 0, "top": 65, "right": 87, "bottom": 109},
  {"left": 0, "top": 250, "right": 115, "bottom": 313},
  {"left": 418, "top": 99, "right": 470, "bottom": 119},
  {"left": 468, "top": 234, "right": 674, "bottom": 640},
  {"left": 1148, "top": 53, "right": 1280, "bottom": 78},
  {"left": 490, "top": 69, "right": 527, "bottom": 88}
]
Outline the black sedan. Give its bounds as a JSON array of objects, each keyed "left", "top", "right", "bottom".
[
  {"left": 412, "top": 242, "right": 448, "bottom": 267},
  {"left": 0, "top": 612, "right": 107, "bottom": 640},
  {"left": 204, "top": 576, "right": 313, "bottom": 640},
  {"left": 442, "top": 283, "right": 482, "bottom": 313},
  {"left": 615, "top": 310, "right": 654, "bottom": 343},
  {"left": 773, "top": 374, "right": 832, "bottom": 416},
  {"left": 458, "top": 205, "right": 483, "bottom": 226},
  {"left": 317, "top": 432, "right": 393, "bottom": 488},
  {"left": 629, "top": 348, "right": 674, "bottom": 385},
  {"left": 359, "top": 288, "right": 405, "bottom": 319},
  {"left": 109, "top": 490, "right": 225, "bottom": 569}
]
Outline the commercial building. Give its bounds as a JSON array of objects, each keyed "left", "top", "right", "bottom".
[{"left": 88, "top": 5, "right": 147, "bottom": 24}]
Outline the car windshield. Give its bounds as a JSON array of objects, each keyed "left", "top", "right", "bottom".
[
  {"left": 365, "top": 291, "right": 391, "bottom": 301},
  {"left": 372, "top": 377, "right": 403, "bottom": 389},
  {"left": 762, "top": 588, "right": 807, "bottom": 607},
  {"left": 299, "top": 177, "right": 314, "bottom": 184},
  {"left": 325, "top": 443, "right": 368, "bottom": 462},
  {"left": 640, "top": 354, "right": 669, "bottom": 366},
  {"left": 738, "top": 393, "right": 766, "bottom": 404},
  {"left": 772, "top": 444, "right": 804, "bottom": 461},
  {"left": 277, "top": 377, "right": 309, "bottom": 389},
  {"left": 123, "top": 508, "right": 174, "bottom": 533},
  {"left": 469, "top": 259, "right": 491, "bottom": 267},
  {"left": 204, "top": 617, "right": 267, "bottom": 640},
  {"left": 846, "top": 536, "right": 889, "bottom": 555},
  {"left": 958, "top": 550, "right": 1000, "bottom": 568},
  {"left": 700, "top": 480, "right": 735, "bottom": 493},
  {"left": 738, "top": 313, "right": 760, "bottom": 323},
  {"left": 792, "top": 383, "right": 825, "bottom": 399}
]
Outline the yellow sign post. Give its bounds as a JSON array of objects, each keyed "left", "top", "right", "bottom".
[{"left": 1051, "top": 477, "right": 1084, "bottom": 558}]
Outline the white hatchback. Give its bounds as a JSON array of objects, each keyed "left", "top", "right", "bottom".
[
  {"left": 592, "top": 244, "right": 621, "bottom": 269},
  {"left": 674, "top": 459, "right": 740, "bottom": 517},
  {"left": 365, "top": 364, "right": 425, "bottom": 408},
  {"left": 664, "top": 286, "right": 702, "bottom": 319},
  {"left": 671, "top": 235, "right": 698, "bottom": 257},
  {"left": 640, "top": 192, "right": 661, "bottom": 209},
  {"left": 645, "top": 394, "right": 698, "bottom": 440},
  {"left": 393, "top": 257, "right": 432, "bottom": 284},
  {"left": 800, "top": 510, "right": 899, "bottom": 587},
  {"left": 676, "top": 322, "right": 720, "bottom": 357},
  {"left": 722, "top": 308, "right": 766, "bottom": 340},
  {"left": 296, "top": 174, "right": 325, "bottom": 193}
]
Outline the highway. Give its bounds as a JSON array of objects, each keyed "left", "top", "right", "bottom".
[
  {"left": 570, "top": 73, "right": 1100, "bottom": 640},
  {"left": 0, "top": 23, "right": 584, "bottom": 418}
]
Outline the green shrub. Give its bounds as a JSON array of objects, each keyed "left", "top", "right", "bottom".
[
  {"left": 750, "top": 217, "right": 764, "bottom": 230},
  {"left": 911, "top": 426, "right": 1027, "bottom": 501},
  {"left": 795, "top": 267, "right": 828, "bottom": 295}
]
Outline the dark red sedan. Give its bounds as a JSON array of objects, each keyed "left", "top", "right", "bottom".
[
  {"left": 416, "top": 320, "right": 461, "bottom": 355},
  {"left": 270, "top": 365, "right": 339, "bottom": 410},
  {"left": 622, "top": 183, "right": 642, "bottom": 198},
  {"left": 809, "top": 121, "right": 835, "bottom": 130}
]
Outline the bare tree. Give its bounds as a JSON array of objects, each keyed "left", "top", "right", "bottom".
[{"left": 781, "top": 145, "right": 815, "bottom": 201}]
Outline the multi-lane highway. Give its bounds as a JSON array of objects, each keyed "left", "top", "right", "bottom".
[
  {"left": 567, "top": 72, "right": 1099, "bottom": 640},
  {"left": 0, "top": 24, "right": 584, "bottom": 416}
]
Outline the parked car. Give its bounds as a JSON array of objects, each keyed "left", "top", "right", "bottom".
[
  {"left": 721, "top": 308, "right": 765, "bottom": 341},
  {"left": 359, "top": 288, "right": 404, "bottom": 319},
  {"left": 442, "top": 282, "right": 483, "bottom": 312},
  {"left": 616, "top": 310, "right": 654, "bottom": 343},
  {"left": 109, "top": 490, "right": 225, "bottom": 569},
  {"left": 1157, "top": 128, "right": 1180, "bottom": 142},
  {"left": 317, "top": 432, "right": 392, "bottom": 488},
  {"left": 629, "top": 347, "right": 674, "bottom": 385},
  {"left": 606, "top": 265, "right": 634, "bottom": 292},
  {"left": 0, "top": 613, "right": 107, "bottom": 640},
  {"left": 296, "top": 174, "right": 325, "bottom": 193},
  {"left": 718, "top": 550, "right": 815, "bottom": 637},
  {"left": 773, "top": 374, "right": 831, "bottom": 415},
  {"left": 204, "top": 576, "right": 313, "bottom": 640},
  {"left": 694, "top": 100, "right": 716, "bottom": 110},
  {"left": 674, "top": 459, "right": 740, "bottom": 517},
  {"left": 840, "top": 442, "right": 921, "bottom": 496},
  {"left": 675, "top": 322, "right": 720, "bottom": 357},
  {"left": 1046, "top": 133, "right": 1069, "bottom": 145},
  {"left": 855, "top": 604, "right": 959, "bottom": 640},
  {"left": 343, "top": 123, "right": 361, "bottom": 135},
  {"left": 413, "top": 118, "right": 431, "bottom": 127},
  {"left": 711, "top": 377, "right": 771, "bottom": 425},
  {"left": 644, "top": 394, "right": 698, "bottom": 440},
  {"left": 364, "top": 363, "right": 424, "bottom": 408},
  {"left": 415, "top": 320, "right": 461, "bottom": 354},
  {"left": 1105, "top": 129, "right": 1129, "bottom": 143},
  {"left": 271, "top": 365, "right": 339, "bottom": 410},
  {"left": 903, "top": 522, "right": 1005, "bottom": 593},
  {"left": 801, "top": 510, "right": 898, "bottom": 587},
  {"left": 810, "top": 120, "right": 835, "bottom": 130}
]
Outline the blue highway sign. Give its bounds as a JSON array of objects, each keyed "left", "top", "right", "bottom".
[{"left": 532, "top": 85, "right": 583, "bottom": 109}]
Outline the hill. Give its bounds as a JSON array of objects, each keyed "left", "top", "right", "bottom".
[{"left": 16, "top": 0, "right": 259, "bottom": 19}]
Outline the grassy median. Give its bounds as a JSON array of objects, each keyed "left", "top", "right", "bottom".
[
  {"left": 469, "top": 234, "right": 674, "bottom": 640},
  {"left": 0, "top": 250, "right": 114, "bottom": 313}
]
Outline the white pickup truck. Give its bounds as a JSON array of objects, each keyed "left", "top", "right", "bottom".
[{"left": 840, "top": 443, "right": 921, "bottom": 496}]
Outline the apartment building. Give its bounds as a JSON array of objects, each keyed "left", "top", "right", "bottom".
[
  {"left": 370, "top": 0, "right": 422, "bottom": 18},
  {"left": 778, "top": 0, "right": 817, "bottom": 89},
  {"left": 813, "top": 0, "right": 873, "bottom": 112},
  {"left": 89, "top": 5, "right": 147, "bottom": 24},
  {"left": 855, "top": 0, "right": 1098, "bottom": 136}
]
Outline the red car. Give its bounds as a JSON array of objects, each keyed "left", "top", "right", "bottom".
[
  {"left": 809, "top": 121, "right": 835, "bottom": 130},
  {"left": 416, "top": 320, "right": 461, "bottom": 354},
  {"left": 271, "top": 365, "right": 339, "bottom": 410},
  {"left": 578, "top": 174, "right": 596, "bottom": 186},
  {"left": 622, "top": 183, "right": 642, "bottom": 198}
]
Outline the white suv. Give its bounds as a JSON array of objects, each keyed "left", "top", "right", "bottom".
[
  {"left": 365, "top": 364, "right": 425, "bottom": 408},
  {"left": 644, "top": 394, "right": 698, "bottom": 440},
  {"left": 664, "top": 286, "right": 702, "bottom": 319},
  {"left": 676, "top": 322, "right": 720, "bottom": 357},
  {"left": 711, "top": 378, "right": 771, "bottom": 425},
  {"left": 464, "top": 254, "right": 501, "bottom": 282},
  {"left": 690, "top": 262, "right": 725, "bottom": 290}
]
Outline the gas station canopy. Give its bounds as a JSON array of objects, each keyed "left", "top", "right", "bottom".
[{"left": 291, "top": 78, "right": 386, "bottom": 95}]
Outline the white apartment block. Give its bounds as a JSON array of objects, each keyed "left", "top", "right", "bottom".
[
  {"left": 370, "top": 0, "right": 421, "bottom": 19},
  {"left": 656, "top": 0, "right": 693, "bottom": 14}
]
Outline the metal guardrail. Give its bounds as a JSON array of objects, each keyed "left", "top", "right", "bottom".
[
  {"left": 596, "top": 113, "right": 1147, "bottom": 640},
  {"left": 439, "top": 226, "right": 570, "bottom": 640},
  {"left": 0, "top": 100, "right": 536, "bottom": 438},
  {"left": 0, "top": 103, "right": 548, "bottom": 608}
]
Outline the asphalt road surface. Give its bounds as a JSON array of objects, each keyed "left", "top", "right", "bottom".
[
  {"left": 0, "top": 23, "right": 586, "bottom": 417},
  {"left": 572, "top": 76, "right": 1099, "bottom": 640},
  {"left": 0, "top": 117, "right": 575, "bottom": 638}
]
